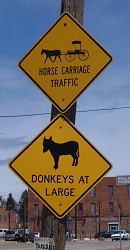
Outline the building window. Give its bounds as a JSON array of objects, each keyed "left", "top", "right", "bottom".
[
  {"left": 110, "top": 226, "right": 117, "bottom": 231},
  {"left": 109, "top": 185, "right": 113, "bottom": 196},
  {"left": 109, "top": 202, "right": 114, "bottom": 212},
  {"left": 91, "top": 203, "right": 96, "bottom": 214},
  {"left": 78, "top": 203, "right": 83, "bottom": 217},
  {"left": 91, "top": 187, "right": 96, "bottom": 197},
  {"left": 78, "top": 203, "right": 83, "bottom": 211},
  {"left": 128, "top": 186, "right": 130, "bottom": 195},
  {"left": 34, "top": 204, "right": 39, "bottom": 215}
]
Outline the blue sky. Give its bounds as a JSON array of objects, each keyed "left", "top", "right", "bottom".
[{"left": 0, "top": 0, "right": 130, "bottom": 201}]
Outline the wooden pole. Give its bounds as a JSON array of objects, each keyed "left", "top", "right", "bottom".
[
  {"left": 41, "top": 1, "right": 85, "bottom": 249},
  {"left": 51, "top": 0, "right": 84, "bottom": 123}
]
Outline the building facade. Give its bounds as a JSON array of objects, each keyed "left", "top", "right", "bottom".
[
  {"left": 28, "top": 177, "right": 130, "bottom": 238},
  {"left": 0, "top": 196, "right": 17, "bottom": 229},
  {"left": 28, "top": 191, "right": 43, "bottom": 233}
]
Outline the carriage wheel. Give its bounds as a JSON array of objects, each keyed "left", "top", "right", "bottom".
[
  {"left": 78, "top": 50, "right": 89, "bottom": 61},
  {"left": 65, "top": 54, "right": 76, "bottom": 62}
]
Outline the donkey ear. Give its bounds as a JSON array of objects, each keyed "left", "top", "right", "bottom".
[{"left": 50, "top": 136, "right": 52, "bottom": 140}]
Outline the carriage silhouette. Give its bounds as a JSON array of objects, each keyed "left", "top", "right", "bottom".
[{"left": 41, "top": 40, "right": 89, "bottom": 63}]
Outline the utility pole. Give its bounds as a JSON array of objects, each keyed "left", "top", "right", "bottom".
[
  {"left": 8, "top": 210, "right": 11, "bottom": 230},
  {"left": 24, "top": 192, "right": 27, "bottom": 242},
  {"left": 74, "top": 206, "right": 77, "bottom": 239},
  {"left": 51, "top": 0, "right": 84, "bottom": 122},
  {"left": 98, "top": 201, "right": 101, "bottom": 237},
  {"left": 41, "top": 1, "right": 85, "bottom": 250},
  {"left": 118, "top": 192, "right": 122, "bottom": 250},
  {"left": 8, "top": 205, "right": 12, "bottom": 230}
]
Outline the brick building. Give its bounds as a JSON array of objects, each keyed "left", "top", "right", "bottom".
[
  {"left": 0, "top": 196, "right": 17, "bottom": 229},
  {"left": 28, "top": 176, "right": 130, "bottom": 238},
  {"left": 28, "top": 191, "right": 43, "bottom": 233},
  {"left": 0, "top": 207, "right": 17, "bottom": 229}
]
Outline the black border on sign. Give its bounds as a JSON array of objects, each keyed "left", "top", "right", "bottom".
[
  {"left": 9, "top": 114, "right": 112, "bottom": 218},
  {"left": 18, "top": 12, "right": 113, "bottom": 113}
]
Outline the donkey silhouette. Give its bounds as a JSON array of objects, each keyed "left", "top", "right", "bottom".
[
  {"left": 41, "top": 49, "right": 61, "bottom": 63},
  {"left": 43, "top": 136, "right": 79, "bottom": 170}
]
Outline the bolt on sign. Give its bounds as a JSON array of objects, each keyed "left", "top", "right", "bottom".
[
  {"left": 8, "top": 115, "right": 112, "bottom": 219},
  {"left": 18, "top": 12, "right": 113, "bottom": 113}
]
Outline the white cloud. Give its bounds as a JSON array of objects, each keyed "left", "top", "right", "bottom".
[{"left": 0, "top": 136, "right": 28, "bottom": 150}]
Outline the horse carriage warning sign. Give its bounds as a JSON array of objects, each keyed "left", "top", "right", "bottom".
[
  {"left": 8, "top": 115, "right": 112, "bottom": 218},
  {"left": 18, "top": 12, "right": 113, "bottom": 113}
]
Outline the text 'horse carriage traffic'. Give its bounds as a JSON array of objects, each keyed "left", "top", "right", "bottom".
[{"left": 41, "top": 40, "right": 89, "bottom": 63}]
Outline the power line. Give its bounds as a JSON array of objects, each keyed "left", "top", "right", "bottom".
[
  {"left": 77, "top": 106, "right": 130, "bottom": 113},
  {"left": 0, "top": 106, "right": 130, "bottom": 119},
  {"left": 0, "top": 112, "right": 51, "bottom": 118}
]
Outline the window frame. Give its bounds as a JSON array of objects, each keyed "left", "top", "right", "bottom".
[
  {"left": 128, "top": 185, "right": 130, "bottom": 196},
  {"left": 91, "top": 187, "right": 96, "bottom": 197},
  {"left": 109, "top": 185, "right": 114, "bottom": 196},
  {"left": 91, "top": 202, "right": 96, "bottom": 214},
  {"left": 109, "top": 202, "right": 114, "bottom": 213},
  {"left": 34, "top": 204, "right": 39, "bottom": 215}
]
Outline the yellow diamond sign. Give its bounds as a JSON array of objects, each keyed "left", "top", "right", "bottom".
[
  {"left": 19, "top": 12, "right": 113, "bottom": 113},
  {"left": 8, "top": 115, "right": 112, "bottom": 218}
]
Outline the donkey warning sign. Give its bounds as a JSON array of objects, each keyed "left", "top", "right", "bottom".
[
  {"left": 8, "top": 115, "right": 112, "bottom": 218},
  {"left": 18, "top": 12, "right": 113, "bottom": 113}
]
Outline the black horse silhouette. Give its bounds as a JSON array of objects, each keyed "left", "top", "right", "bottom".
[
  {"left": 43, "top": 136, "right": 79, "bottom": 169},
  {"left": 41, "top": 49, "right": 61, "bottom": 63}
]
